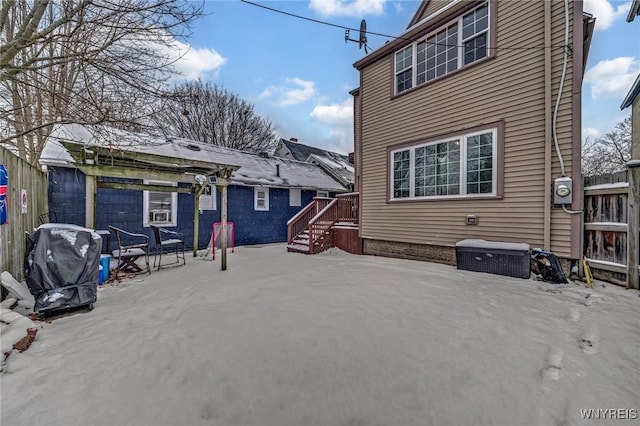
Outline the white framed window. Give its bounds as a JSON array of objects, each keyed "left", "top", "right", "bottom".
[
  {"left": 143, "top": 180, "right": 178, "bottom": 227},
  {"left": 316, "top": 190, "right": 329, "bottom": 198},
  {"left": 289, "top": 188, "right": 301, "bottom": 206},
  {"left": 254, "top": 187, "right": 269, "bottom": 211},
  {"left": 395, "top": 2, "right": 490, "bottom": 94},
  {"left": 462, "top": 3, "right": 489, "bottom": 65},
  {"left": 390, "top": 128, "right": 497, "bottom": 200},
  {"left": 199, "top": 186, "right": 217, "bottom": 211}
]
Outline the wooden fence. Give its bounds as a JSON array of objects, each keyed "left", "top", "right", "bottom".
[
  {"left": 583, "top": 171, "right": 636, "bottom": 286},
  {"left": 0, "top": 146, "right": 49, "bottom": 282}
]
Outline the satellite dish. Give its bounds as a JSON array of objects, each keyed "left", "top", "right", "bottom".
[
  {"left": 345, "top": 19, "right": 369, "bottom": 53},
  {"left": 359, "top": 19, "right": 368, "bottom": 52}
]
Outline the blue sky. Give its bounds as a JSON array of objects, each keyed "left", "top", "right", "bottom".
[{"left": 168, "top": 0, "right": 640, "bottom": 154}]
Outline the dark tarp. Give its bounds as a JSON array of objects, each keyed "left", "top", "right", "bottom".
[{"left": 24, "top": 224, "right": 100, "bottom": 313}]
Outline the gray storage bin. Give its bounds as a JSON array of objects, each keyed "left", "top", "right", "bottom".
[{"left": 456, "top": 239, "right": 530, "bottom": 279}]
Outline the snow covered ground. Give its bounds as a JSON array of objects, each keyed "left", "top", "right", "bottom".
[{"left": 2, "top": 244, "right": 639, "bottom": 426}]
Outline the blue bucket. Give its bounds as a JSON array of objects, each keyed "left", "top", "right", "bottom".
[
  {"left": 100, "top": 255, "right": 111, "bottom": 282},
  {"left": 98, "top": 265, "right": 104, "bottom": 285}
]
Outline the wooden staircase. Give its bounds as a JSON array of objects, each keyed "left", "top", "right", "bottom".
[{"left": 287, "top": 193, "right": 359, "bottom": 254}]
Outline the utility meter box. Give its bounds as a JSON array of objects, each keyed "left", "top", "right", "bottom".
[{"left": 554, "top": 176, "right": 573, "bottom": 205}]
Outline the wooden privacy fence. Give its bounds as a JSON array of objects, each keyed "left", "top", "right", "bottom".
[
  {"left": 0, "top": 147, "right": 48, "bottom": 282},
  {"left": 583, "top": 171, "right": 637, "bottom": 287}
]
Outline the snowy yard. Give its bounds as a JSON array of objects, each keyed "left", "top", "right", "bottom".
[{"left": 2, "top": 244, "right": 639, "bottom": 426}]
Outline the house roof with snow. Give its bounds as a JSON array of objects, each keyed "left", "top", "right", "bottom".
[
  {"left": 41, "top": 124, "right": 349, "bottom": 192},
  {"left": 274, "top": 139, "right": 354, "bottom": 187}
]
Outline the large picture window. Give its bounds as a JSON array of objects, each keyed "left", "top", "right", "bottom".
[
  {"left": 390, "top": 128, "right": 498, "bottom": 200},
  {"left": 395, "top": 2, "right": 490, "bottom": 94},
  {"left": 143, "top": 180, "right": 178, "bottom": 227}
]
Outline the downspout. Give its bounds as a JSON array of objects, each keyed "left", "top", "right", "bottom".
[{"left": 544, "top": 0, "right": 552, "bottom": 250}]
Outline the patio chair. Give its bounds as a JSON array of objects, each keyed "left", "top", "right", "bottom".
[
  {"left": 109, "top": 225, "right": 150, "bottom": 276},
  {"left": 150, "top": 225, "right": 185, "bottom": 270}
]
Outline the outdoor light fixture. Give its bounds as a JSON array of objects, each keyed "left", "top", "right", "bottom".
[{"left": 194, "top": 174, "right": 206, "bottom": 186}]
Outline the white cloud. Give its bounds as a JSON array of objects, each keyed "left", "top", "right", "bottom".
[
  {"left": 583, "top": 127, "right": 600, "bottom": 141},
  {"left": 584, "top": 57, "right": 640, "bottom": 99},
  {"left": 309, "top": 99, "right": 354, "bottom": 152},
  {"left": 161, "top": 38, "right": 226, "bottom": 79},
  {"left": 583, "top": 0, "right": 630, "bottom": 30},
  {"left": 309, "top": 0, "right": 386, "bottom": 17},
  {"left": 393, "top": 2, "right": 404, "bottom": 13},
  {"left": 258, "top": 78, "right": 316, "bottom": 107},
  {"left": 310, "top": 99, "right": 353, "bottom": 127}
]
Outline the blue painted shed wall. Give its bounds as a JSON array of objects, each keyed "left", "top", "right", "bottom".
[
  {"left": 48, "top": 167, "right": 85, "bottom": 227},
  {"left": 48, "top": 167, "right": 322, "bottom": 250}
]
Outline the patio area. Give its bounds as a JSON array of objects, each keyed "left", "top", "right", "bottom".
[{"left": 2, "top": 244, "right": 639, "bottom": 426}]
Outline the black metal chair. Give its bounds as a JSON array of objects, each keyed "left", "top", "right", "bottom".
[
  {"left": 150, "top": 225, "right": 185, "bottom": 270},
  {"left": 109, "top": 225, "right": 150, "bottom": 276}
]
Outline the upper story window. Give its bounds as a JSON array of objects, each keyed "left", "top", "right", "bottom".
[
  {"left": 390, "top": 127, "right": 498, "bottom": 201},
  {"left": 395, "top": 2, "right": 490, "bottom": 94}
]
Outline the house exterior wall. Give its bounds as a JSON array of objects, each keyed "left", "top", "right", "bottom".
[
  {"left": 633, "top": 96, "right": 640, "bottom": 159},
  {"left": 356, "top": 0, "right": 580, "bottom": 261},
  {"left": 48, "top": 167, "right": 318, "bottom": 250}
]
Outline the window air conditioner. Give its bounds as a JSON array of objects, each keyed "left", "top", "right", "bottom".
[{"left": 151, "top": 210, "right": 169, "bottom": 223}]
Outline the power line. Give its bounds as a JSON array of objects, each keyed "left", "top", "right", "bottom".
[{"left": 239, "top": 0, "right": 563, "bottom": 52}]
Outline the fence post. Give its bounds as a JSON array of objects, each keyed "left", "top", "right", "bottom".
[{"left": 627, "top": 161, "right": 639, "bottom": 289}]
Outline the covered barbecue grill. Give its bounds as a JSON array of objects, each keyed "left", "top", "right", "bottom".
[{"left": 24, "top": 224, "right": 100, "bottom": 314}]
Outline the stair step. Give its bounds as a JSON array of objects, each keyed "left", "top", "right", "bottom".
[{"left": 287, "top": 244, "right": 310, "bottom": 253}]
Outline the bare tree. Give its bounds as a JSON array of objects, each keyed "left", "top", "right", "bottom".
[
  {"left": 0, "top": 0, "right": 203, "bottom": 165},
  {"left": 153, "top": 80, "right": 278, "bottom": 153},
  {"left": 582, "top": 116, "right": 631, "bottom": 177}
]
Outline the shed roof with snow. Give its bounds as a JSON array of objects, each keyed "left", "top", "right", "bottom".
[{"left": 41, "top": 124, "right": 349, "bottom": 192}]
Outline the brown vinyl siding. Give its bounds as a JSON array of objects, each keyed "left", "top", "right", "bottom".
[
  {"left": 415, "top": 0, "right": 458, "bottom": 24},
  {"left": 358, "top": 0, "right": 577, "bottom": 257}
]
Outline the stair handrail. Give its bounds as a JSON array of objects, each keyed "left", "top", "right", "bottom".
[
  {"left": 308, "top": 198, "right": 337, "bottom": 226},
  {"left": 287, "top": 201, "right": 317, "bottom": 244},
  {"left": 335, "top": 192, "right": 359, "bottom": 223},
  {"left": 307, "top": 198, "right": 338, "bottom": 251},
  {"left": 286, "top": 201, "right": 316, "bottom": 226}
]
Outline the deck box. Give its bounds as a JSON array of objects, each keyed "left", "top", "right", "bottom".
[{"left": 455, "top": 239, "right": 531, "bottom": 279}]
